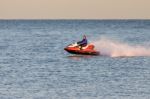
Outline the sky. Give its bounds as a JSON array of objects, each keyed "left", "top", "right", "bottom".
[{"left": 0, "top": 0, "right": 150, "bottom": 19}]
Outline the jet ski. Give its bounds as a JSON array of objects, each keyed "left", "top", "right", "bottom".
[{"left": 64, "top": 42, "right": 100, "bottom": 55}]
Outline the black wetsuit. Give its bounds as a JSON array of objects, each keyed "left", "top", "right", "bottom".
[{"left": 77, "top": 38, "right": 88, "bottom": 47}]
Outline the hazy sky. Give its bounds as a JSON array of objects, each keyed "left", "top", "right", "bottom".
[{"left": 0, "top": 0, "right": 150, "bottom": 19}]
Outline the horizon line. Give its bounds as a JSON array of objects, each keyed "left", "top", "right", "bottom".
[{"left": 0, "top": 18, "right": 150, "bottom": 20}]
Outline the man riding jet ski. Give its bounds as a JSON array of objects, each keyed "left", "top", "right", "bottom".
[
  {"left": 64, "top": 35, "right": 100, "bottom": 55},
  {"left": 77, "top": 35, "right": 88, "bottom": 50}
]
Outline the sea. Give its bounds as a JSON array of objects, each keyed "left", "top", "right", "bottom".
[{"left": 0, "top": 20, "right": 150, "bottom": 99}]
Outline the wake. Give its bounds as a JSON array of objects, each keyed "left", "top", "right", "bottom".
[{"left": 92, "top": 38, "right": 150, "bottom": 57}]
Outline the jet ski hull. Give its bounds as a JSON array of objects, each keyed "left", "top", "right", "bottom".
[{"left": 64, "top": 45, "right": 100, "bottom": 56}]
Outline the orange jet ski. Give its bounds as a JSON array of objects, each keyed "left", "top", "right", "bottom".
[{"left": 64, "top": 42, "right": 100, "bottom": 55}]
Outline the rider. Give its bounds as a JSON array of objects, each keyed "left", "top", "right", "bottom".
[{"left": 77, "top": 35, "right": 88, "bottom": 49}]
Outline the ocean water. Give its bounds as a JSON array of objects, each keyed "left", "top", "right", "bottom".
[{"left": 0, "top": 20, "right": 150, "bottom": 99}]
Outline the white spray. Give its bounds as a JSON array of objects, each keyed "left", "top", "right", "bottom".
[{"left": 92, "top": 37, "right": 150, "bottom": 57}]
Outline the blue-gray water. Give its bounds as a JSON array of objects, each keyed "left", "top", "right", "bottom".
[{"left": 0, "top": 20, "right": 150, "bottom": 99}]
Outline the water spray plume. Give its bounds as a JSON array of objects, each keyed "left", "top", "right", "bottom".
[{"left": 93, "top": 38, "right": 150, "bottom": 57}]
